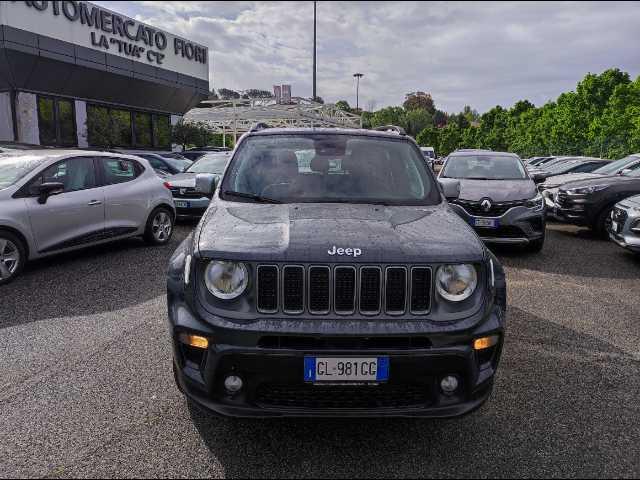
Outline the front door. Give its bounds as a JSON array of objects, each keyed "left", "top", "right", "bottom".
[{"left": 25, "top": 156, "right": 105, "bottom": 254}]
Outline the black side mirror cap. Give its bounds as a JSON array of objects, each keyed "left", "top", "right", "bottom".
[{"left": 37, "top": 182, "right": 64, "bottom": 204}]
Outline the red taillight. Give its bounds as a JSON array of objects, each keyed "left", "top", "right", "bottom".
[{"left": 163, "top": 182, "right": 172, "bottom": 189}]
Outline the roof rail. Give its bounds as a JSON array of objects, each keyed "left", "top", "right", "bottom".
[
  {"left": 249, "top": 122, "right": 271, "bottom": 132},
  {"left": 373, "top": 125, "right": 406, "bottom": 135}
]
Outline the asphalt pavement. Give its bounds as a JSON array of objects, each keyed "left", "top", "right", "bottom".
[{"left": 1, "top": 222, "right": 639, "bottom": 478}]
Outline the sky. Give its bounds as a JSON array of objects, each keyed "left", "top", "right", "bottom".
[{"left": 96, "top": 1, "right": 640, "bottom": 114}]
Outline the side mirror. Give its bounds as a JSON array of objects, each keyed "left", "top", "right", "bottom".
[
  {"left": 620, "top": 169, "right": 632, "bottom": 176},
  {"left": 531, "top": 172, "right": 548, "bottom": 184},
  {"left": 37, "top": 182, "right": 64, "bottom": 204},
  {"left": 438, "top": 178, "right": 460, "bottom": 200},
  {"left": 195, "top": 173, "right": 218, "bottom": 197}
]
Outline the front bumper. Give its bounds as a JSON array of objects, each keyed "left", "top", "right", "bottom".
[
  {"left": 608, "top": 207, "right": 640, "bottom": 253},
  {"left": 172, "top": 196, "right": 210, "bottom": 217},
  {"left": 168, "top": 298, "right": 505, "bottom": 418},
  {"left": 450, "top": 204, "right": 545, "bottom": 245}
]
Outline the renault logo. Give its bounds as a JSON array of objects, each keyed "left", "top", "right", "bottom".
[
  {"left": 180, "top": 188, "right": 187, "bottom": 195},
  {"left": 481, "top": 199, "right": 492, "bottom": 212}
]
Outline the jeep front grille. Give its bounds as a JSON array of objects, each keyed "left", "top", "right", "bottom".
[{"left": 256, "top": 264, "right": 432, "bottom": 316}]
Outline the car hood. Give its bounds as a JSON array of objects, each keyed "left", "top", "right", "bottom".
[
  {"left": 457, "top": 179, "right": 536, "bottom": 202},
  {"left": 197, "top": 201, "right": 485, "bottom": 263},
  {"left": 560, "top": 174, "right": 640, "bottom": 190},
  {"left": 542, "top": 172, "right": 601, "bottom": 187}
]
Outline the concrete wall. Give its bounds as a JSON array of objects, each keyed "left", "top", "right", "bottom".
[
  {"left": 15, "top": 92, "right": 38, "bottom": 145},
  {"left": 75, "top": 100, "right": 88, "bottom": 148},
  {"left": 0, "top": 91, "right": 14, "bottom": 141}
]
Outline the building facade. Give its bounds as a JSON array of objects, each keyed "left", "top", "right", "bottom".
[{"left": 0, "top": 1, "right": 209, "bottom": 149}]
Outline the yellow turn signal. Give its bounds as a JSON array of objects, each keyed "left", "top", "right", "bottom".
[
  {"left": 179, "top": 333, "right": 209, "bottom": 349},
  {"left": 473, "top": 335, "right": 499, "bottom": 351}
]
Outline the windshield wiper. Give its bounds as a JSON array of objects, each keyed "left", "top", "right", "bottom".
[{"left": 222, "top": 190, "right": 282, "bottom": 204}]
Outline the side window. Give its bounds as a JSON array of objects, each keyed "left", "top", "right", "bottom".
[
  {"left": 30, "top": 157, "right": 96, "bottom": 194},
  {"left": 100, "top": 158, "right": 141, "bottom": 185},
  {"left": 144, "top": 156, "right": 165, "bottom": 170}
]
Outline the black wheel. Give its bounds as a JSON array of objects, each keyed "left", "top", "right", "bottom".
[
  {"left": 144, "top": 207, "right": 174, "bottom": 245},
  {"left": 593, "top": 205, "right": 615, "bottom": 239},
  {"left": 0, "top": 231, "right": 26, "bottom": 285}
]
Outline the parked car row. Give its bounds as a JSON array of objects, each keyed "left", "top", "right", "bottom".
[{"left": 525, "top": 153, "right": 640, "bottom": 253}]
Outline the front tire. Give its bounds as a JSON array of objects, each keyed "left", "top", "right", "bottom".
[
  {"left": 144, "top": 207, "right": 174, "bottom": 245},
  {"left": 593, "top": 205, "right": 615, "bottom": 239},
  {"left": 0, "top": 231, "right": 26, "bottom": 285}
]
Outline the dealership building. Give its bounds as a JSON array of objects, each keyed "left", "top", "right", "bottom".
[{"left": 0, "top": 1, "right": 209, "bottom": 150}]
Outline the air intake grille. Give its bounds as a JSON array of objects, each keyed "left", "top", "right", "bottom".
[
  {"left": 385, "top": 267, "right": 407, "bottom": 314},
  {"left": 334, "top": 267, "right": 356, "bottom": 314},
  {"left": 283, "top": 266, "right": 304, "bottom": 313},
  {"left": 255, "top": 264, "right": 435, "bottom": 316},
  {"left": 410, "top": 267, "right": 432, "bottom": 313},
  {"left": 359, "top": 267, "right": 382, "bottom": 314},
  {"left": 308, "top": 266, "right": 330, "bottom": 314},
  {"left": 257, "top": 266, "right": 278, "bottom": 313}
]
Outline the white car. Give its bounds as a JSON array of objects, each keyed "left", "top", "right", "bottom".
[{"left": 0, "top": 150, "right": 176, "bottom": 284}]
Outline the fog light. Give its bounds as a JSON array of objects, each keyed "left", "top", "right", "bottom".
[
  {"left": 178, "top": 333, "right": 209, "bottom": 350},
  {"left": 224, "top": 375, "right": 243, "bottom": 394},
  {"left": 440, "top": 375, "right": 459, "bottom": 395},
  {"left": 473, "top": 335, "right": 499, "bottom": 351}
]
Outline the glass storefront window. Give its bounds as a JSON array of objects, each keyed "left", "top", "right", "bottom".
[
  {"left": 112, "top": 109, "right": 132, "bottom": 147},
  {"left": 154, "top": 115, "right": 171, "bottom": 149},
  {"left": 38, "top": 96, "right": 76, "bottom": 146},
  {"left": 134, "top": 112, "right": 153, "bottom": 148},
  {"left": 87, "top": 105, "right": 171, "bottom": 150}
]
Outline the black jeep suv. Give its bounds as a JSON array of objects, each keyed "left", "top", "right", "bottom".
[{"left": 167, "top": 127, "right": 506, "bottom": 417}]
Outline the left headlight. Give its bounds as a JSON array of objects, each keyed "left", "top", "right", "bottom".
[
  {"left": 525, "top": 193, "right": 544, "bottom": 211},
  {"left": 436, "top": 264, "right": 478, "bottom": 302},
  {"left": 204, "top": 260, "right": 249, "bottom": 299}
]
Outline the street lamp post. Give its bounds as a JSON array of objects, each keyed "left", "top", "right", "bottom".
[
  {"left": 353, "top": 73, "right": 364, "bottom": 111},
  {"left": 313, "top": 1, "right": 317, "bottom": 101}
]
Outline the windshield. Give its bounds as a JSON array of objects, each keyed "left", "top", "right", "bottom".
[
  {"left": 0, "top": 154, "right": 46, "bottom": 190},
  {"left": 162, "top": 157, "right": 192, "bottom": 171},
  {"left": 186, "top": 153, "right": 230, "bottom": 174},
  {"left": 546, "top": 160, "right": 582, "bottom": 174},
  {"left": 441, "top": 154, "right": 527, "bottom": 180},
  {"left": 594, "top": 155, "right": 639, "bottom": 175},
  {"left": 220, "top": 134, "right": 440, "bottom": 205}
]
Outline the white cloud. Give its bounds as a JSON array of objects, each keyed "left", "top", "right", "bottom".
[{"left": 96, "top": 1, "right": 640, "bottom": 113}]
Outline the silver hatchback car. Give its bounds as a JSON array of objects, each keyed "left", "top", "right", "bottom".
[{"left": 0, "top": 150, "right": 176, "bottom": 285}]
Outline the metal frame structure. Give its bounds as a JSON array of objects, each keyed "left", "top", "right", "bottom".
[{"left": 184, "top": 97, "right": 362, "bottom": 143}]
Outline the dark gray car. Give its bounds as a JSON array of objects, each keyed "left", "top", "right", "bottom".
[
  {"left": 167, "top": 126, "right": 507, "bottom": 418},
  {"left": 439, "top": 151, "right": 546, "bottom": 252}
]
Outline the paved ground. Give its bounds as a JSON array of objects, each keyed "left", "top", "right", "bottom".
[{"left": 1, "top": 222, "right": 639, "bottom": 478}]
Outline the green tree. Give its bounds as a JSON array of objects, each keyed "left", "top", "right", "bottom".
[
  {"left": 404, "top": 109, "right": 433, "bottom": 137},
  {"left": 370, "top": 106, "right": 406, "bottom": 129},
  {"left": 335, "top": 100, "right": 352, "bottom": 112},
  {"left": 416, "top": 126, "right": 439, "bottom": 148},
  {"left": 403, "top": 91, "right": 436, "bottom": 114},
  {"left": 438, "top": 124, "right": 463, "bottom": 156}
]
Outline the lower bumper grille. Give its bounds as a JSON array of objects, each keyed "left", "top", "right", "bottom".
[{"left": 255, "top": 383, "right": 431, "bottom": 409}]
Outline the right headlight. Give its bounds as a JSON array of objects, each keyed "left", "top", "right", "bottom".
[
  {"left": 204, "top": 260, "right": 249, "bottom": 299},
  {"left": 436, "top": 264, "right": 478, "bottom": 302}
]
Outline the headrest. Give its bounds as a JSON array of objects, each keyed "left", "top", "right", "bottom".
[{"left": 310, "top": 155, "right": 330, "bottom": 174}]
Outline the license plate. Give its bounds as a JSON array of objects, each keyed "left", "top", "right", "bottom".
[
  {"left": 474, "top": 218, "right": 498, "bottom": 228},
  {"left": 175, "top": 200, "right": 190, "bottom": 208},
  {"left": 304, "top": 357, "right": 389, "bottom": 383}
]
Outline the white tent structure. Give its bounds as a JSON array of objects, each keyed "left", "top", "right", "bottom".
[{"left": 184, "top": 97, "right": 362, "bottom": 145}]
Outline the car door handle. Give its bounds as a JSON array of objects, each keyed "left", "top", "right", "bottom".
[{"left": 88, "top": 200, "right": 102, "bottom": 206}]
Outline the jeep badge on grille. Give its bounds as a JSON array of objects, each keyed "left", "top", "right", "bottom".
[{"left": 327, "top": 245, "right": 362, "bottom": 257}]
